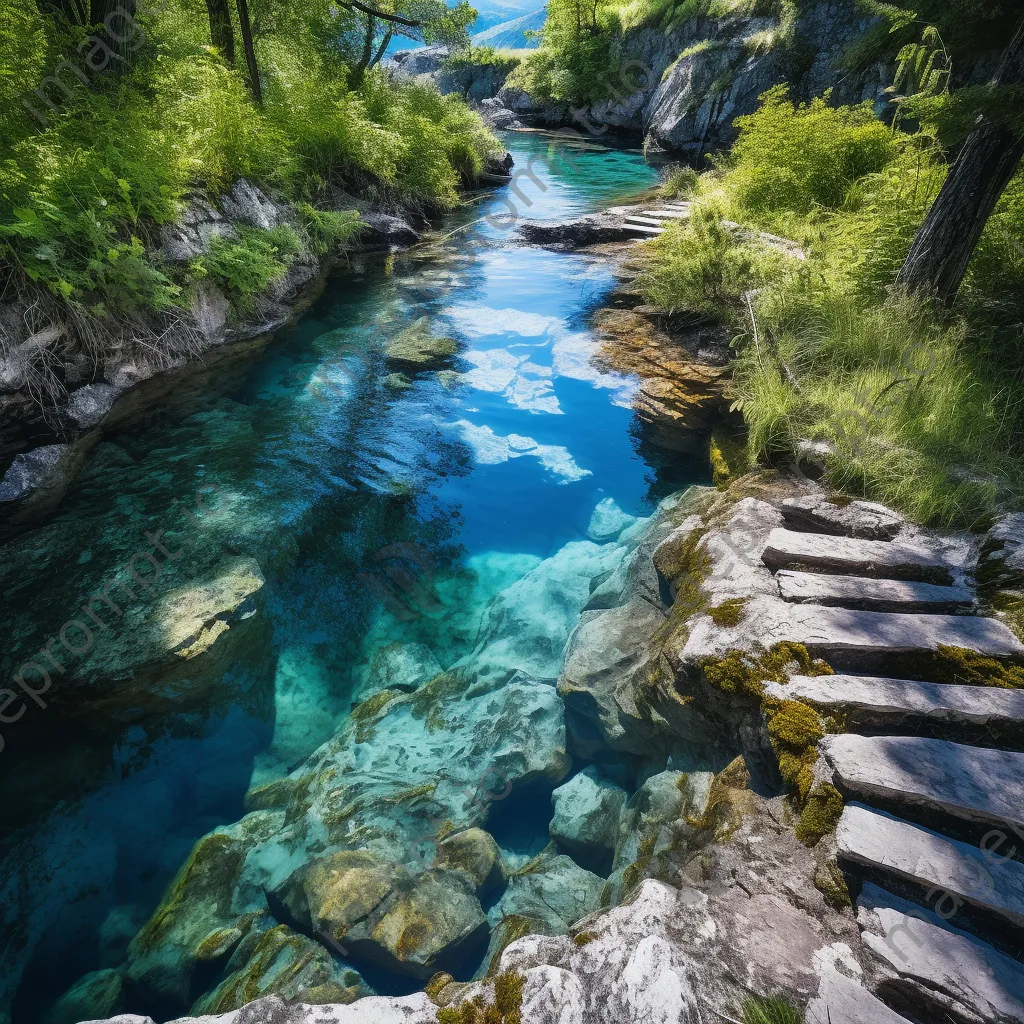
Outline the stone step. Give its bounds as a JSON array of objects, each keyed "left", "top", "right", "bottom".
[
  {"left": 857, "top": 882, "right": 1024, "bottom": 1024},
  {"left": 769, "top": 674, "right": 1024, "bottom": 735},
  {"left": 624, "top": 215, "right": 667, "bottom": 227},
  {"left": 776, "top": 569, "right": 976, "bottom": 612},
  {"left": 808, "top": 965, "right": 913, "bottom": 1024},
  {"left": 761, "top": 528, "right": 959, "bottom": 584},
  {"left": 823, "top": 733, "right": 1024, "bottom": 834},
  {"left": 779, "top": 496, "right": 904, "bottom": 541},
  {"left": 747, "top": 597, "right": 1024, "bottom": 664},
  {"left": 640, "top": 209, "right": 691, "bottom": 219},
  {"left": 838, "top": 803, "right": 1024, "bottom": 931},
  {"left": 623, "top": 224, "right": 665, "bottom": 236}
]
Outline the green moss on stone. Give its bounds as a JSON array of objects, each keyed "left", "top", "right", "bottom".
[
  {"left": 796, "top": 782, "right": 844, "bottom": 847},
  {"left": 708, "top": 596, "right": 749, "bottom": 627},
  {"left": 814, "top": 860, "right": 852, "bottom": 909},
  {"left": 350, "top": 687, "right": 403, "bottom": 742}
]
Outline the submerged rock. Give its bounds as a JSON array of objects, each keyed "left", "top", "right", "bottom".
[
  {"left": 549, "top": 766, "right": 627, "bottom": 871},
  {"left": 591, "top": 309, "right": 728, "bottom": 455},
  {"left": 385, "top": 317, "right": 458, "bottom": 372},
  {"left": 42, "top": 968, "right": 124, "bottom": 1024}
]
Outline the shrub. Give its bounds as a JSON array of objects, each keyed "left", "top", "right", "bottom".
[
  {"left": 726, "top": 86, "right": 895, "bottom": 217},
  {"left": 189, "top": 227, "right": 302, "bottom": 309},
  {"left": 636, "top": 203, "right": 780, "bottom": 319}
]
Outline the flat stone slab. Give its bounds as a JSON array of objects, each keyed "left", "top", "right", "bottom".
[
  {"left": 681, "top": 595, "right": 1024, "bottom": 670},
  {"left": 762, "top": 528, "right": 957, "bottom": 583},
  {"left": 823, "top": 733, "right": 1024, "bottom": 833},
  {"left": 807, "top": 965, "right": 913, "bottom": 1024},
  {"left": 779, "top": 496, "right": 904, "bottom": 540},
  {"left": 858, "top": 882, "right": 1024, "bottom": 1024},
  {"left": 838, "top": 803, "right": 1024, "bottom": 930},
  {"left": 769, "top": 674, "right": 1024, "bottom": 729},
  {"left": 776, "top": 570, "right": 976, "bottom": 612}
]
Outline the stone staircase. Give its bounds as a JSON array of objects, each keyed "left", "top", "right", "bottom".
[
  {"left": 607, "top": 201, "right": 692, "bottom": 238},
  {"left": 759, "top": 497, "right": 1024, "bottom": 1023}
]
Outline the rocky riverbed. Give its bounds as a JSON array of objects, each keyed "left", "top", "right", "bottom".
[{"left": 61, "top": 467, "right": 1024, "bottom": 1024}]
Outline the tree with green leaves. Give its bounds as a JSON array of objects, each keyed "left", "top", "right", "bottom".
[
  {"left": 336, "top": 0, "right": 476, "bottom": 85},
  {"left": 863, "top": 1, "right": 1024, "bottom": 303}
]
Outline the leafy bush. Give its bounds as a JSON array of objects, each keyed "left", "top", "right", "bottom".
[
  {"left": 726, "top": 86, "right": 895, "bottom": 216},
  {"left": 189, "top": 227, "right": 302, "bottom": 308},
  {"left": 637, "top": 203, "right": 781, "bottom": 318},
  {"left": 442, "top": 46, "right": 522, "bottom": 73}
]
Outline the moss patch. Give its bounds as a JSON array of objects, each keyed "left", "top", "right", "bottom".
[
  {"left": 796, "top": 782, "right": 844, "bottom": 847},
  {"left": 437, "top": 969, "right": 525, "bottom": 1023},
  {"left": 814, "top": 859, "right": 852, "bottom": 909},
  {"left": 708, "top": 596, "right": 749, "bottom": 627},
  {"left": 709, "top": 432, "right": 749, "bottom": 490},
  {"left": 350, "top": 688, "right": 403, "bottom": 742},
  {"left": 701, "top": 641, "right": 832, "bottom": 698}
]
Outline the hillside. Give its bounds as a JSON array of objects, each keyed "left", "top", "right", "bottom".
[{"left": 472, "top": 7, "right": 547, "bottom": 49}]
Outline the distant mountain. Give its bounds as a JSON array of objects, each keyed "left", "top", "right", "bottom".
[
  {"left": 472, "top": 7, "right": 546, "bottom": 49},
  {"left": 386, "top": 0, "right": 544, "bottom": 55}
]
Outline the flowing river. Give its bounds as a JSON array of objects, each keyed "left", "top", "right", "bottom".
[{"left": 0, "top": 133, "right": 712, "bottom": 1023}]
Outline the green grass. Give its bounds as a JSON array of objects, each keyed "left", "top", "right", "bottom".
[
  {"left": 637, "top": 87, "right": 1024, "bottom": 528},
  {"left": 742, "top": 994, "right": 804, "bottom": 1024}
]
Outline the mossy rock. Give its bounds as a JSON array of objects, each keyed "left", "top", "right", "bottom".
[
  {"left": 796, "top": 782, "right": 844, "bottom": 847},
  {"left": 366, "top": 870, "right": 489, "bottom": 979},
  {"left": 189, "top": 924, "right": 362, "bottom": 1015},
  {"left": 436, "top": 827, "right": 505, "bottom": 895},
  {"left": 126, "top": 824, "right": 254, "bottom": 1008},
  {"left": 304, "top": 850, "right": 400, "bottom": 946},
  {"left": 386, "top": 316, "right": 458, "bottom": 372}
]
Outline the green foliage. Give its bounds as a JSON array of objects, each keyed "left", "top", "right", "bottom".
[
  {"left": 442, "top": 46, "right": 522, "bottom": 73},
  {"left": 638, "top": 79, "right": 1024, "bottom": 527},
  {"left": 742, "top": 994, "right": 805, "bottom": 1024},
  {"left": 636, "top": 203, "right": 781, "bottom": 318},
  {"left": 296, "top": 204, "right": 363, "bottom": 255},
  {"left": 727, "top": 87, "right": 896, "bottom": 215},
  {"left": 189, "top": 227, "right": 301, "bottom": 308},
  {"left": 0, "top": 0, "right": 498, "bottom": 382}
]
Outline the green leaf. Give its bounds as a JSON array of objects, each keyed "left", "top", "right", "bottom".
[{"left": 12, "top": 206, "right": 37, "bottom": 224}]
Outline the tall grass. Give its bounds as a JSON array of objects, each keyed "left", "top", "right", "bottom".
[{"left": 638, "top": 88, "right": 1024, "bottom": 527}]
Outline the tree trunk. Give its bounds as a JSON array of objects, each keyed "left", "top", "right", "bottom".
[
  {"left": 369, "top": 27, "right": 392, "bottom": 69},
  {"left": 204, "top": 0, "right": 235, "bottom": 64},
  {"left": 896, "top": 17, "right": 1024, "bottom": 304},
  {"left": 235, "top": 0, "right": 263, "bottom": 105},
  {"left": 352, "top": 12, "right": 375, "bottom": 87}
]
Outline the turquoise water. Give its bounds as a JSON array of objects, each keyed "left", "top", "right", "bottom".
[{"left": 0, "top": 133, "right": 710, "bottom": 1022}]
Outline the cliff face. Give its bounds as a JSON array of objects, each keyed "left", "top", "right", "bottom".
[{"left": 494, "top": 1, "right": 891, "bottom": 153}]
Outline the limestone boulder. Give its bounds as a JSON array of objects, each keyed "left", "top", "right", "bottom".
[
  {"left": 435, "top": 827, "right": 505, "bottom": 895},
  {"left": 365, "top": 642, "right": 443, "bottom": 694},
  {"left": 42, "top": 968, "right": 124, "bottom": 1024},
  {"left": 549, "top": 766, "right": 627, "bottom": 871},
  {"left": 190, "top": 925, "right": 366, "bottom": 1015},
  {"left": 385, "top": 317, "right": 457, "bottom": 372}
]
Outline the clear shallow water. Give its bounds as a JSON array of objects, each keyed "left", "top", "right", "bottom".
[{"left": 0, "top": 132, "right": 710, "bottom": 1022}]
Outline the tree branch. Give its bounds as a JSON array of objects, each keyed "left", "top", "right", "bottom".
[{"left": 335, "top": 0, "right": 422, "bottom": 28}]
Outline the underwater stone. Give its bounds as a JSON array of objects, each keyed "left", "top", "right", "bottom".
[
  {"left": 42, "top": 968, "right": 124, "bottom": 1024},
  {"left": 435, "top": 827, "right": 505, "bottom": 895},
  {"left": 550, "top": 766, "right": 627, "bottom": 868},
  {"left": 587, "top": 497, "right": 637, "bottom": 543},
  {"left": 492, "top": 851, "right": 604, "bottom": 937},
  {"left": 189, "top": 924, "right": 365, "bottom": 1014},
  {"left": 352, "top": 870, "right": 489, "bottom": 979},
  {"left": 366, "top": 642, "right": 442, "bottom": 694},
  {"left": 385, "top": 317, "right": 458, "bottom": 372}
]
